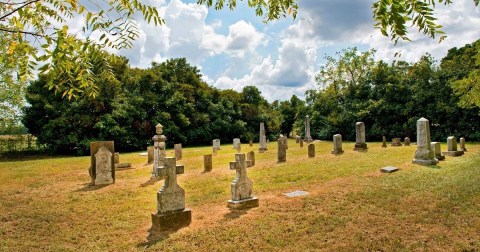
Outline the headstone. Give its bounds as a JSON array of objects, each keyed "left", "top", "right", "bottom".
[
  {"left": 459, "top": 137, "right": 467, "bottom": 152},
  {"left": 404, "top": 137, "right": 411, "bottom": 146},
  {"left": 300, "top": 139, "right": 304, "bottom": 148},
  {"left": 213, "top": 147, "right": 217, "bottom": 156},
  {"left": 236, "top": 143, "right": 241, "bottom": 153},
  {"left": 308, "top": 143, "right": 315, "bottom": 158},
  {"left": 114, "top": 152, "right": 120, "bottom": 164},
  {"left": 147, "top": 146, "right": 154, "bottom": 164},
  {"left": 382, "top": 136, "right": 387, "bottom": 148},
  {"left": 295, "top": 135, "right": 300, "bottom": 144},
  {"left": 233, "top": 138, "right": 241, "bottom": 149},
  {"left": 277, "top": 136, "right": 287, "bottom": 163},
  {"left": 203, "top": 154, "right": 212, "bottom": 172},
  {"left": 212, "top": 139, "right": 221, "bottom": 150},
  {"left": 228, "top": 153, "right": 259, "bottom": 209},
  {"left": 331, "top": 134, "right": 344, "bottom": 154},
  {"left": 412, "top": 117, "right": 438, "bottom": 165},
  {"left": 249, "top": 140, "right": 253, "bottom": 147},
  {"left": 380, "top": 166, "right": 399, "bottom": 173},
  {"left": 283, "top": 135, "right": 288, "bottom": 150},
  {"left": 152, "top": 124, "right": 167, "bottom": 178},
  {"left": 89, "top": 141, "right": 115, "bottom": 185},
  {"left": 442, "top": 136, "right": 464, "bottom": 157},
  {"left": 115, "top": 163, "right": 132, "bottom": 169},
  {"left": 247, "top": 151, "right": 255, "bottom": 167},
  {"left": 151, "top": 157, "right": 191, "bottom": 231},
  {"left": 284, "top": 190, "right": 309, "bottom": 197},
  {"left": 258, "top": 122, "right": 268, "bottom": 153},
  {"left": 174, "top": 143, "right": 182, "bottom": 160},
  {"left": 354, "top": 122, "right": 368, "bottom": 151},
  {"left": 391, "top": 138, "right": 402, "bottom": 147},
  {"left": 94, "top": 146, "right": 114, "bottom": 185},
  {"left": 304, "top": 115, "right": 313, "bottom": 143},
  {"left": 431, "top": 142, "right": 445, "bottom": 161}
]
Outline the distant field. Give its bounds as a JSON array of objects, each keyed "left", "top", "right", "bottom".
[{"left": 0, "top": 140, "right": 479, "bottom": 251}]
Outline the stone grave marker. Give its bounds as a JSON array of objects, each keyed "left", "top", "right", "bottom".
[
  {"left": 404, "top": 137, "right": 411, "bottom": 146},
  {"left": 233, "top": 138, "right": 241, "bottom": 149},
  {"left": 228, "top": 153, "right": 259, "bottom": 209},
  {"left": 204, "top": 154, "right": 212, "bottom": 172},
  {"left": 277, "top": 136, "right": 287, "bottom": 163},
  {"left": 259, "top": 122, "right": 268, "bottom": 153},
  {"left": 304, "top": 115, "right": 313, "bottom": 143},
  {"left": 151, "top": 157, "right": 191, "bottom": 231},
  {"left": 412, "top": 117, "right": 438, "bottom": 165},
  {"left": 382, "top": 136, "right": 387, "bottom": 148},
  {"left": 249, "top": 140, "right": 253, "bottom": 147},
  {"left": 213, "top": 147, "right": 218, "bottom": 156},
  {"left": 114, "top": 152, "right": 120, "bottom": 164},
  {"left": 380, "top": 166, "right": 399, "bottom": 173},
  {"left": 459, "top": 137, "right": 467, "bottom": 152},
  {"left": 236, "top": 143, "right": 241, "bottom": 153},
  {"left": 354, "top": 122, "right": 368, "bottom": 151},
  {"left": 212, "top": 139, "right": 221, "bottom": 150},
  {"left": 295, "top": 135, "right": 300, "bottom": 144},
  {"left": 152, "top": 123, "right": 166, "bottom": 178},
  {"left": 442, "top": 136, "right": 464, "bottom": 157},
  {"left": 147, "top": 146, "right": 154, "bottom": 164},
  {"left": 308, "top": 144, "right": 315, "bottom": 158},
  {"left": 431, "top": 142, "right": 445, "bottom": 161},
  {"left": 300, "top": 138, "right": 304, "bottom": 148},
  {"left": 284, "top": 190, "right": 309, "bottom": 197},
  {"left": 391, "top": 138, "right": 402, "bottom": 147},
  {"left": 174, "top": 143, "right": 182, "bottom": 160},
  {"left": 89, "top": 141, "right": 115, "bottom": 185},
  {"left": 331, "top": 134, "right": 344, "bottom": 154},
  {"left": 247, "top": 151, "right": 255, "bottom": 167}
]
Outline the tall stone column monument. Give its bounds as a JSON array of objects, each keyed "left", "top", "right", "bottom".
[
  {"left": 258, "top": 122, "right": 268, "bottom": 153},
  {"left": 412, "top": 117, "right": 438, "bottom": 165},
  {"left": 304, "top": 115, "right": 313, "bottom": 143},
  {"left": 152, "top": 123, "right": 167, "bottom": 178}
]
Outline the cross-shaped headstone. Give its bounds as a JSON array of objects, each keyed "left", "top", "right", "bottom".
[
  {"left": 229, "top": 153, "right": 253, "bottom": 201},
  {"left": 156, "top": 157, "right": 185, "bottom": 213}
]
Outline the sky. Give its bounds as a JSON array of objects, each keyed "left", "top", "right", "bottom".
[{"left": 115, "top": 0, "right": 480, "bottom": 102}]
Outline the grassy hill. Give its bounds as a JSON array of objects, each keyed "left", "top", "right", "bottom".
[{"left": 0, "top": 140, "right": 479, "bottom": 251}]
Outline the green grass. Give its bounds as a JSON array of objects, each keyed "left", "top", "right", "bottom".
[{"left": 0, "top": 140, "right": 479, "bottom": 251}]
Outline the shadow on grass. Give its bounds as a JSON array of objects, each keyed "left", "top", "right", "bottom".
[
  {"left": 138, "top": 228, "right": 177, "bottom": 249},
  {"left": 223, "top": 208, "right": 249, "bottom": 220},
  {"left": 74, "top": 183, "right": 109, "bottom": 192},
  {"left": 140, "top": 177, "right": 163, "bottom": 187}
]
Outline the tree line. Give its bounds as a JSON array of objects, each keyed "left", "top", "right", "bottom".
[{"left": 21, "top": 39, "right": 480, "bottom": 155}]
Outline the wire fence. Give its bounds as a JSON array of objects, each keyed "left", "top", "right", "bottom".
[{"left": 0, "top": 134, "right": 47, "bottom": 154}]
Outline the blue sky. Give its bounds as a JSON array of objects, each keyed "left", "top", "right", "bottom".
[{"left": 117, "top": 0, "right": 480, "bottom": 101}]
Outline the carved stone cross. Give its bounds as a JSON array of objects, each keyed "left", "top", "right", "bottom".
[{"left": 156, "top": 157, "right": 185, "bottom": 213}]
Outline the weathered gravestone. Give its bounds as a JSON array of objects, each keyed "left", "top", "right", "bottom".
[
  {"left": 174, "top": 143, "right": 182, "bottom": 160},
  {"left": 203, "top": 154, "right": 212, "bottom": 172},
  {"left": 212, "top": 147, "right": 217, "bottom": 156},
  {"left": 459, "top": 137, "right": 467, "bottom": 152},
  {"left": 151, "top": 157, "right": 191, "bottom": 231},
  {"left": 89, "top": 141, "right": 115, "bottom": 185},
  {"left": 300, "top": 139, "right": 304, "bottom": 148},
  {"left": 147, "top": 146, "right": 154, "bottom": 164},
  {"left": 354, "top": 122, "right": 368, "bottom": 151},
  {"left": 247, "top": 151, "right": 255, "bottom": 167},
  {"left": 228, "top": 153, "right": 259, "bottom": 209},
  {"left": 304, "top": 115, "right": 313, "bottom": 143},
  {"left": 277, "top": 136, "right": 287, "bottom": 163},
  {"left": 236, "top": 143, "right": 241, "bottom": 153},
  {"left": 259, "top": 122, "right": 268, "bottom": 153},
  {"left": 233, "top": 138, "right": 241, "bottom": 149},
  {"left": 249, "top": 140, "right": 253, "bottom": 147},
  {"left": 212, "top": 139, "right": 221, "bottom": 150},
  {"left": 295, "top": 135, "right": 300, "bottom": 144},
  {"left": 283, "top": 135, "right": 288, "bottom": 150},
  {"left": 331, "top": 134, "right": 344, "bottom": 154},
  {"left": 412, "top": 117, "right": 438, "bottom": 165},
  {"left": 391, "top": 138, "right": 402, "bottom": 147},
  {"left": 380, "top": 166, "right": 399, "bottom": 173},
  {"left": 382, "top": 136, "right": 387, "bottom": 148},
  {"left": 431, "top": 142, "right": 445, "bottom": 161},
  {"left": 442, "top": 136, "right": 464, "bottom": 157},
  {"left": 308, "top": 144, "right": 315, "bottom": 158},
  {"left": 152, "top": 124, "right": 166, "bottom": 178},
  {"left": 404, "top": 137, "right": 411, "bottom": 146},
  {"left": 113, "top": 152, "right": 132, "bottom": 169}
]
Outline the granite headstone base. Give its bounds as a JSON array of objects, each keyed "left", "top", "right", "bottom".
[
  {"left": 353, "top": 143, "right": 368, "bottom": 151},
  {"left": 151, "top": 208, "right": 191, "bottom": 231},
  {"left": 412, "top": 158, "right": 438, "bottom": 165},
  {"left": 227, "top": 197, "right": 259, "bottom": 209},
  {"left": 442, "top": 150, "right": 464, "bottom": 157}
]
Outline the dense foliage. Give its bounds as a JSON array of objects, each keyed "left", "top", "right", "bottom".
[{"left": 23, "top": 56, "right": 283, "bottom": 155}]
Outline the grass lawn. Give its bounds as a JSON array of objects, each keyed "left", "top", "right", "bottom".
[{"left": 1, "top": 140, "right": 479, "bottom": 251}]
